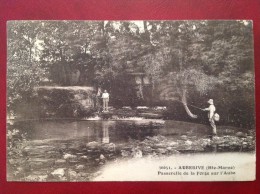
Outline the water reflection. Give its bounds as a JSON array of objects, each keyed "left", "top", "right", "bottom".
[
  {"left": 15, "top": 120, "right": 165, "bottom": 143},
  {"left": 13, "top": 119, "right": 250, "bottom": 152},
  {"left": 102, "top": 122, "right": 110, "bottom": 144},
  {"left": 72, "top": 122, "right": 78, "bottom": 138}
]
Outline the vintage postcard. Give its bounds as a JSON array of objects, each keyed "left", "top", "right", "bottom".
[{"left": 7, "top": 20, "right": 255, "bottom": 181}]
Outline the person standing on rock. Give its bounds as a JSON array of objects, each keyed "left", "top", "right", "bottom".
[
  {"left": 203, "top": 99, "right": 217, "bottom": 137},
  {"left": 102, "top": 90, "right": 110, "bottom": 112}
]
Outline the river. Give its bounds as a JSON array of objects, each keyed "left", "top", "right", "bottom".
[{"left": 7, "top": 119, "right": 255, "bottom": 181}]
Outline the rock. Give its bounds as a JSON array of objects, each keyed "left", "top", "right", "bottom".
[
  {"left": 38, "top": 87, "right": 95, "bottom": 118},
  {"left": 68, "top": 159, "right": 79, "bottom": 164},
  {"left": 180, "top": 135, "right": 188, "bottom": 140},
  {"left": 166, "top": 147, "right": 173, "bottom": 151},
  {"left": 153, "top": 106, "right": 167, "bottom": 110},
  {"left": 103, "top": 143, "right": 115, "bottom": 152},
  {"left": 157, "top": 148, "right": 167, "bottom": 154},
  {"left": 68, "top": 170, "right": 77, "bottom": 178},
  {"left": 107, "top": 153, "right": 115, "bottom": 159},
  {"left": 143, "top": 146, "right": 152, "bottom": 153},
  {"left": 201, "top": 139, "right": 211, "bottom": 146},
  {"left": 78, "top": 172, "right": 90, "bottom": 178},
  {"left": 63, "top": 153, "right": 76, "bottom": 159},
  {"left": 223, "top": 135, "right": 231, "bottom": 139},
  {"left": 230, "top": 141, "right": 238, "bottom": 146},
  {"left": 100, "top": 154, "right": 106, "bottom": 160},
  {"left": 169, "top": 141, "right": 178, "bottom": 146},
  {"left": 25, "top": 175, "right": 41, "bottom": 181},
  {"left": 28, "top": 158, "right": 52, "bottom": 163},
  {"left": 8, "top": 159, "right": 15, "bottom": 165},
  {"left": 87, "top": 141, "right": 99, "bottom": 148},
  {"left": 132, "top": 149, "right": 143, "bottom": 158},
  {"left": 80, "top": 155, "right": 88, "bottom": 159},
  {"left": 121, "top": 150, "right": 131, "bottom": 157},
  {"left": 154, "top": 143, "right": 167, "bottom": 148},
  {"left": 171, "top": 150, "right": 180, "bottom": 154},
  {"left": 236, "top": 132, "right": 245, "bottom": 138},
  {"left": 136, "top": 106, "right": 149, "bottom": 110},
  {"left": 203, "top": 139, "right": 211, "bottom": 143},
  {"left": 55, "top": 159, "right": 66, "bottom": 164},
  {"left": 38, "top": 175, "right": 48, "bottom": 181},
  {"left": 146, "top": 135, "right": 166, "bottom": 142},
  {"left": 51, "top": 168, "right": 65, "bottom": 177},
  {"left": 218, "top": 144, "right": 227, "bottom": 147},
  {"left": 185, "top": 140, "right": 192, "bottom": 145},
  {"left": 122, "top": 106, "right": 132, "bottom": 110},
  {"left": 76, "top": 165, "right": 85, "bottom": 170},
  {"left": 212, "top": 136, "right": 220, "bottom": 141},
  {"left": 17, "top": 166, "right": 24, "bottom": 171},
  {"left": 29, "top": 162, "right": 45, "bottom": 169},
  {"left": 193, "top": 146, "right": 205, "bottom": 151}
]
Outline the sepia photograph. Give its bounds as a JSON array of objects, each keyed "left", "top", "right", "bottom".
[{"left": 7, "top": 20, "right": 255, "bottom": 181}]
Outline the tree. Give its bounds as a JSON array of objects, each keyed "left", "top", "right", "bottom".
[
  {"left": 39, "top": 21, "right": 99, "bottom": 85},
  {"left": 203, "top": 21, "right": 255, "bottom": 127},
  {"left": 139, "top": 20, "right": 254, "bottom": 121},
  {"left": 7, "top": 21, "right": 46, "bottom": 115},
  {"left": 8, "top": 20, "right": 254, "bottom": 127},
  {"left": 135, "top": 21, "right": 217, "bottom": 118}
]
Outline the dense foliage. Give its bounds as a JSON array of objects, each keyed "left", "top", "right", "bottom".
[{"left": 7, "top": 20, "right": 255, "bottom": 127}]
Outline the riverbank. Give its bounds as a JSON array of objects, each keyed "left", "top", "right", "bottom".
[{"left": 7, "top": 106, "right": 166, "bottom": 122}]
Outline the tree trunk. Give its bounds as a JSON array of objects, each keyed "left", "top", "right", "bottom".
[
  {"left": 143, "top": 21, "right": 148, "bottom": 31},
  {"left": 99, "top": 21, "right": 105, "bottom": 35},
  {"left": 84, "top": 43, "right": 88, "bottom": 53},
  {"left": 151, "top": 79, "right": 155, "bottom": 105},
  {"left": 143, "top": 21, "right": 150, "bottom": 41},
  {"left": 137, "top": 84, "right": 144, "bottom": 100},
  {"left": 29, "top": 47, "right": 32, "bottom": 62},
  {"left": 181, "top": 89, "right": 198, "bottom": 118}
]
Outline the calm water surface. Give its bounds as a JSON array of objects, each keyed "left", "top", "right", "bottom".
[{"left": 15, "top": 120, "right": 240, "bottom": 143}]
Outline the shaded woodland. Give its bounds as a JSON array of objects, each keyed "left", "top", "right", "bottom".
[{"left": 7, "top": 20, "right": 255, "bottom": 127}]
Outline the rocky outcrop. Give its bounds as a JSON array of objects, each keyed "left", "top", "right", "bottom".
[{"left": 36, "top": 86, "right": 95, "bottom": 118}]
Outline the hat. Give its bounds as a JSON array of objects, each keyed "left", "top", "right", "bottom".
[{"left": 208, "top": 99, "right": 214, "bottom": 104}]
